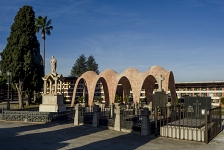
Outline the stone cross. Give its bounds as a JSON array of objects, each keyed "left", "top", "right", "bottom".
[
  {"left": 156, "top": 74, "right": 164, "bottom": 92},
  {"left": 193, "top": 100, "right": 201, "bottom": 117}
]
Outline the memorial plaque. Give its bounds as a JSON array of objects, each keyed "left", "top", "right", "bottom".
[{"left": 184, "top": 97, "right": 211, "bottom": 119}]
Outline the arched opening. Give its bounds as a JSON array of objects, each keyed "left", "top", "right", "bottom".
[
  {"left": 93, "top": 77, "right": 110, "bottom": 106},
  {"left": 168, "top": 72, "right": 177, "bottom": 105},
  {"left": 142, "top": 75, "right": 157, "bottom": 104},
  {"left": 74, "top": 78, "right": 88, "bottom": 106},
  {"left": 115, "top": 76, "right": 132, "bottom": 104}
]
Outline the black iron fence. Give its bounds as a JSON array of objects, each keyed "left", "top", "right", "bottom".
[
  {"left": 78, "top": 106, "right": 93, "bottom": 125},
  {"left": 2, "top": 107, "right": 75, "bottom": 123},
  {"left": 154, "top": 105, "right": 222, "bottom": 143},
  {"left": 205, "top": 106, "right": 222, "bottom": 143},
  {"left": 121, "top": 109, "right": 142, "bottom": 132},
  {"left": 99, "top": 106, "right": 115, "bottom": 127}
]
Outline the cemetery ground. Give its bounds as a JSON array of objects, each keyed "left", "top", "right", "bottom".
[
  {"left": 0, "top": 103, "right": 224, "bottom": 150},
  {"left": 0, "top": 120, "right": 224, "bottom": 150}
]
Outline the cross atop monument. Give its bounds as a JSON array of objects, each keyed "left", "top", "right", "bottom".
[{"left": 156, "top": 74, "right": 164, "bottom": 92}]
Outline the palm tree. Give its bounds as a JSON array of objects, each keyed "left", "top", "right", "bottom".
[{"left": 35, "top": 16, "right": 53, "bottom": 75}]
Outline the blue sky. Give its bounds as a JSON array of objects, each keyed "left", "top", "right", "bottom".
[{"left": 0, "top": 0, "right": 224, "bottom": 82}]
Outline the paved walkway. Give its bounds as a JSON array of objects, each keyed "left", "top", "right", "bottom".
[{"left": 0, "top": 121, "right": 223, "bottom": 150}]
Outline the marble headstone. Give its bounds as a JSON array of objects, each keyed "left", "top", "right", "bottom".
[{"left": 184, "top": 97, "right": 212, "bottom": 119}]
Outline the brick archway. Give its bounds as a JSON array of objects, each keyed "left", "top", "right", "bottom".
[{"left": 71, "top": 66, "right": 176, "bottom": 106}]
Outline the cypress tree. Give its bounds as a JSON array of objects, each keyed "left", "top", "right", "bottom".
[{"left": 0, "top": 5, "right": 43, "bottom": 108}]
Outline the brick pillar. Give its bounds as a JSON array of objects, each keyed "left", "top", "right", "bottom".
[
  {"left": 92, "top": 105, "right": 100, "bottom": 127},
  {"left": 74, "top": 104, "right": 80, "bottom": 125},
  {"left": 114, "top": 107, "right": 123, "bottom": 131},
  {"left": 141, "top": 108, "right": 151, "bottom": 135}
]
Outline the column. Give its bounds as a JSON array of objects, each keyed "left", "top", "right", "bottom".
[
  {"left": 114, "top": 106, "right": 123, "bottom": 131},
  {"left": 74, "top": 104, "right": 80, "bottom": 125},
  {"left": 49, "top": 80, "right": 52, "bottom": 93},
  {"left": 44, "top": 80, "right": 47, "bottom": 94},
  {"left": 55, "top": 80, "right": 57, "bottom": 94}
]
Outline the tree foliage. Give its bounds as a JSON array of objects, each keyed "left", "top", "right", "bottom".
[
  {"left": 0, "top": 5, "right": 44, "bottom": 108},
  {"left": 70, "top": 54, "right": 99, "bottom": 76},
  {"left": 86, "top": 55, "right": 99, "bottom": 74}
]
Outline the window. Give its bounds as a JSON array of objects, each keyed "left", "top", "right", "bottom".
[
  {"left": 187, "top": 88, "right": 192, "bottom": 91},
  {"left": 201, "top": 93, "right": 207, "bottom": 97},
  {"left": 216, "top": 87, "right": 222, "bottom": 90},
  {"left": 194, "top": 93, "right": 199, "bottom": 97}
]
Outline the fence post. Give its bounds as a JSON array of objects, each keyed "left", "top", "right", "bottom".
[
  {"left": 114, "top": 106, "right": 123, "bottom": 131},
  {"left": 155, "top": 107, "right": 158, "bottom": 136},
  {"left": 141, "top": 108, "right": 150, "bottom": 135},
  {"left": 74, "top": 104, "right": 80, "bottom": 125},
  {"left": 92, "top": 105, "right": 100, "bottom": 127},
  {"left": 205, "top": 109, "right": 208, "bottom": 144}
]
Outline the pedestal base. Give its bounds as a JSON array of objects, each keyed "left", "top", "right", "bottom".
[{"left": 39, "top": 94, "right": 66, "bottom": 112}]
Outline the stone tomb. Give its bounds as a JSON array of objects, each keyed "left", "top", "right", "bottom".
[{"left": 160, "top": 97, "right": 212, "bottom": 142}]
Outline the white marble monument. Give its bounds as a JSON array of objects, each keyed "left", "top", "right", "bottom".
[{"left": 39, "top": 56, "right": 66, "bottom": 112}]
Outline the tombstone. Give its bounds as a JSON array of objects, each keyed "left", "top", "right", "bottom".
[
  {"left": 184, "top": 97, "right": 211, "bottom": 119},
  {"left": 39, "top": 56, "right": 66, "bottom": 112}
]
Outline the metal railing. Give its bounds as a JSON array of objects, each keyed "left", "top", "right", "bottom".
[
  {"left": 154, "top": 105, "right": 222, "bottom": 143},
  {"left": 205, "top": 106, "right": 222, "bottom": 143}
]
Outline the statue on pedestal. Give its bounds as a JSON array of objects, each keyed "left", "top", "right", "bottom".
[{"left": 39, "top": 56, "right": 66, "bottom": 112}]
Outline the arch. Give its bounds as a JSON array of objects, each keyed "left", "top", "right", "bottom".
[
  {"left": 71, "top": 71, "right": 98, "bottom": 106},
  {"left": 145, "top": 65, "right": 176, "bottom": 104},
  {"left": 119, "top": 68, "right": 144, "bottom": 103},
  {"left": 99, "top": 69, "right": 119, "bottom": 104},
  {"left": 71, "top": 65, "right": 176, "bottom": 107}
]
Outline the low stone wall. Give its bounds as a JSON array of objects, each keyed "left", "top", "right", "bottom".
[{"left": 1, "top": 107, "right": 74, "bottom": 123}]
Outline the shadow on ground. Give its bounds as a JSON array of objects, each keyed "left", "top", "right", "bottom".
[{"left": 0, "top": 121, "right": 156, "bottom": 150}]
